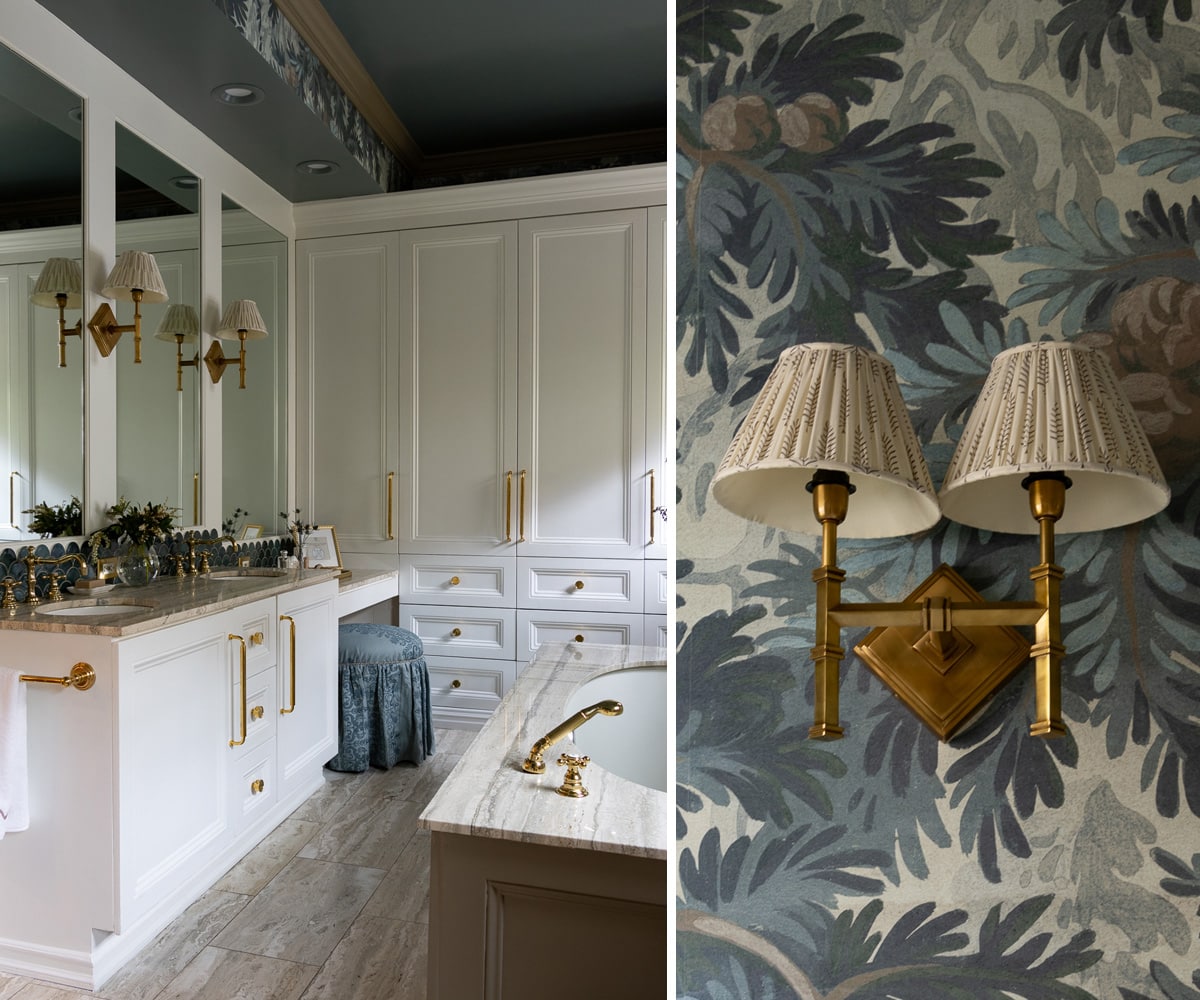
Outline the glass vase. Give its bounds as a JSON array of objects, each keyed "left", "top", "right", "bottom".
[{"left": 117, "top": 543, "right": 159, "bottom": 587}]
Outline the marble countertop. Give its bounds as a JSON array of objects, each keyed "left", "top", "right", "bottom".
[
  {"left": 0, "top": 567, "right": 340, "bottom": 636},
  {"left": 419, "top": 643, "right": 669, "bottom": 861}
]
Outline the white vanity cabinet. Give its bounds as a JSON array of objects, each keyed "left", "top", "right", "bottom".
[{"left": 0, "top": 576, "right": 338, "bottom": 990}]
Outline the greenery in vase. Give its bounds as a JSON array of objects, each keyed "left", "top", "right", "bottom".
[
  {"left": 89, "top": 497, "right": 179, "bottom": 549},
  {"left": 22, "top": 495, "right": 82, "bottom": 537},
  {"left": 279, "top": 508, "right": 315, "bottom": 561},
  {"left": 222, "top": 506, "right": 249, "bottom": 537}
]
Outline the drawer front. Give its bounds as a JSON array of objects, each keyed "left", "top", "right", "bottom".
[
  {"left": 230, "top": 665, "right": 278, "bottom": 757},
  {"left": 400, "top": 554, "right": 514, "bottom": 607},
  {"left": 644, "top": 615, "right": 668, "bottom": 649},
  {"left": 427, "top": 655, "right": 516, "bottom": 728},
  {"left": 230, "top": 743, "right": 276, "bottom": 824},
  {"left": 517, "top": 558, "right": 644, "bottom": 613},
  {"left": 516, "top": 610, "right": 646, "bottom": 659},
  {"left": 226, "top": 604, "right": 276, "bottom": 674},
  {"left": 644, "top": 560, "right": 668, "bottom": 614},
  {"left": 401, "top": 604, "right": 515, "bottom": 659}
]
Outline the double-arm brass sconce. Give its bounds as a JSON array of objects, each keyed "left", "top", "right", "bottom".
[
  {"left": 205, "top": 299, "right": 268, "bottom": 389},
  {"left": 29, "top": 257, "right": 83, "bottom": 367},
  {"left": 155, "top": 304, "right": 201, "bottom": 390},
  {"left": 88, "top": 250, "right": 169, "bottom": 362},
  {"left": 713, "top": 341, "right": 1170, "bottom": 742}
]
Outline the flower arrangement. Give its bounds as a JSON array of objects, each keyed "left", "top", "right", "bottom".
[
  {"left": 23, "top": 496, "right": 82, "bottom": 537},
  {"left": 222, "top": 506, "right": 249, "bottom": 537},
  {"left": 280, "top": 508, "right": 315, "bottom": 565},
  {"left": 89, "top": 497, "right": 179, "bottom": 549}
]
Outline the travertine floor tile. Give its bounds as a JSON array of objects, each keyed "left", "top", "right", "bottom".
[
  {"left": 212, "top": 857, "right": 384, "bottom": 966},
  {"left": 298, "top": 795, "right": 423, "bottom": 869},
  {"left": 212, "top": 818, "right": 323, "bottom": 895},
  {"left": 95, "top": 889, "right": 249, "bottom": 1000},
  {"left": 0, "top": 974, "right": 25, "bottom": 1000},
  {"left": 288, "top": 767, "right": 375, "bottom": 824},
  {"left": 369, "top": 752, "right": 461, "bottom": 810},
  {"left": 4, "top": 984, "right": 92, "bottom": 999},
  {"left": 298, "top": 914, "right": 425, "bottom": 1000},
  {"left": 155, "top": 947, "right": 317, "bottom": 1000},
  {"left": 362, "top": 830, "right": 430, "bottom": 924}
]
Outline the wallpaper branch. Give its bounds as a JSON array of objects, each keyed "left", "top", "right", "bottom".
[{"left": 676, "top": 1, "right": 1200, "bottom": 997}]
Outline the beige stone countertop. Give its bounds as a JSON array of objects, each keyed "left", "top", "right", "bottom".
[
  {"left": 419, "top": 642, "right": 669, "bottom": 861},
  {"left": 0, "top": 567, "right": 340, "bottom": 637}
]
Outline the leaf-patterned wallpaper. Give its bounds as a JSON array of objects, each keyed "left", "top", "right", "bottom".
[{"left": 676, "top": 2, "right": 1200, "bottom": 997}]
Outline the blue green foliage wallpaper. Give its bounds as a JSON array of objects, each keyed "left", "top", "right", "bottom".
[{"left": 676, "top": 1, "right": 1200, "bottom": 997}]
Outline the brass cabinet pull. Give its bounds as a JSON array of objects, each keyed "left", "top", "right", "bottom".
[
  {"left": 518, "top": 469, "right": 527, "bottom": 543},
  {"left": 228, "top": 634, "right": 248, "bottom": 747},
  {"left": 193, "top": 472, "right": 200, "bottom": 526},
  {"left": 251, "top": 778, "right": 265, "bottom": 794},
  {"left": 450, "top": 575, "right": 461, "bottom": 586},
  {"left": 250, "top": 631, "right": 264, "bottom": 646},
  {"left": 574, "top": 634, "right": 585, "bottom": 643},
  {"left": 451, "top": 627, "right": 462, "bottom": 637},
  {"left": 451, "top": 679, "right": 462, "bottom": 689},
  {"left": 505, "top": 470, "right": 513, "bottom": 542},
  {"left": 386, "top": 471, "right": 395, "bottom": 540},
  {"left": 574, "top": 580, "right": 585, "bottom": 590},
  {"left": 251, "top": 705, "right": 264, "bottom": 721},
  {"left": 279, "top": 615, "right": 296, "bottom": 715}
]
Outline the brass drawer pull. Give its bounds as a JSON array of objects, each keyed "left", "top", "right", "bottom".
[
  {"left": 451, "top": 627, "right": 462, "bottom": 638},
  {"left": 251, "top": 705, "right": 264, "bottom": 721},
  {"left": 251, "top": 778, "right": 265, "bottom": 794},
  {"left": 574, "top": 580, "right": 584, "bottom": 590},
  {"left": 250, "top": 631, "right": 264, "bottom": 646},
  {"left": 228, "top": 634, "right": 248, "bottom": 747},
  {"left": 280, "top": 615, "right": 297, "bottom": 715},
  {"left": 575, "top": 634, "right": 585, "bottom": 643},
  {"left": 451, "top": 679, "right": 462, "bottom": 689},
  {"left": 450, "top": 575, "right": 460, "bottom": 586}
]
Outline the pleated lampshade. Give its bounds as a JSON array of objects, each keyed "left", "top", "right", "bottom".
[
  {"left": 711, "top": 342, "right": 941, "bottom": 538},
  {"left": 30, "top": 257, "right": 82, "bottom": 308},
  {"left": 940, "top": 341, "right": 1170, "bottom": 534},
  {"left": 154, "top": 304, "right": 200, "bottom": 342},
  {"left": 101, "top": 251, "right": 168, "bottom": 303},
  {"left": 217, "top": 299, "right": 268, "bottom": 341}
]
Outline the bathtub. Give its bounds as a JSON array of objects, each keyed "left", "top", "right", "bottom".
[{"left": 565, "top": 664, "right": 668, "bottom": 791}]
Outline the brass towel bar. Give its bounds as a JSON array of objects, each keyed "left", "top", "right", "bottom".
[{"left": 19, "top": 662, "right": 95, "bottom": 691}]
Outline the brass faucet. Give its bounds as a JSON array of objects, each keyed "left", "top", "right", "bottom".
[
  {"left": 23, "top": 552, "right": 87, "bottom": 604},
  {"left": 183, "top": 532, "right": 239, "bottom": 574},
  {"left": 521, "top": 699, "right": 623, "bottom": 774},
  {"left": 201, "top": 535, "right": 239, "bottom": 574}
]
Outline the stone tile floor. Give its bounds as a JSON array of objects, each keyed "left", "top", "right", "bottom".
[{"left": 0, "top": 729, "right": 475, "bottom": 1000}]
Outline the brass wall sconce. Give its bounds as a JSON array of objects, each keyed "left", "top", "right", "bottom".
[
  {"left": 29, "top": 257, "right": 83, "bottom": 367},
  {"left": 205, "top": 299, "right": 267, "bottom": 389},
  {"left": 87, "top": 250, "right": 169, "bottom": 362},
  {"left": 155, "top": 304, "right": 201, "bottom": 391},
  {"left": 712, "top": 341, "right": 1170, "bottom": 742}
]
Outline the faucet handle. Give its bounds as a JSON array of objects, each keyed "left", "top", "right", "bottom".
[
  {"left": 1, "top": 578, "right": 16, "bottom": 612},
  {"left": 556, "top": 753, "right": 590, "bottom": 798}
]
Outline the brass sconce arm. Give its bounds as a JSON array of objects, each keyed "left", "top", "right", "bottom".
[
  {"left": 807, "top": 471, "right": 1067, "bottom": 743},
  {"left": 172, "top": 334, "right": 199, "bottom": 391},
  {"left": 54, "top": 292, "right": 83, "bottom": 368},
  {"left": 204, "top": 332, "right": 248, "bottom": 388}
]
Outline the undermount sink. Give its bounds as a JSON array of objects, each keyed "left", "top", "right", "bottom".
[
  {"left": 35, "top": 600, "right": 154, "bottom": 617},
  {"left": 206, "top": 568, "right": 290, "bottom": 581}
]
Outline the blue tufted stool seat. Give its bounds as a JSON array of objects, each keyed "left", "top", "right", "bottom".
[{"left": 326, "top": 622, "right": 435, "bottom": 771}]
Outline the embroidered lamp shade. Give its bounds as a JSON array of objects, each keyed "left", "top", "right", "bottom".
[
  {"left": 711, "top": 342, "right": 941, "bottom": 538},
  {"left": 101, "top": 251, "right": 168, "bottom": 303},
  {"left": 216, "top": 299, "right": 268, "bottom": 341},
  {"left": 940, "top": 341, "right": 1170, "bottom": 535},
  {"left": 154, "top": 304, "right": 200, "bottom": 342},
  {"left": 30, "top": 257, "right": 82, "bottom": 308}
]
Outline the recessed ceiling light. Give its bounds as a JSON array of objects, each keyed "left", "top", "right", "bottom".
[
  {"left": 169, "top": 175, "right": 199, "bottom": 190},
  {"left": 296, "top": 160, "right": 339, "bottom": 175},
  {"left": 211, "top": 83, "right": 264, "bottom": 106}
]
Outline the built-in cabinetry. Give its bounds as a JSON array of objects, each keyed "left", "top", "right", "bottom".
[
  {"left": 296, "top": 167, "right": 667, "bottom": 728},
  {"left": 0, "top": 576, "right": 338, "bottom": 990}
]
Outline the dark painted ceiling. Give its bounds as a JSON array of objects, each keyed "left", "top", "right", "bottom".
[{"left": 21, "top": 0, "right": 667, "bottom": 204}]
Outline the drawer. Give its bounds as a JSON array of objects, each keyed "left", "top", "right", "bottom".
[
  {"left": 644, "top": 615, "right": 668, "bottom": 649},
  {"left": 230, "top": 743, "right": 276, "bottom": 824},
  {"left": 230, "top": 664, "right": 278, "bottom": 757},
  {"left": 517, "top": 557, "right": 643, "bottom": 613},
  {"left": 644, "top": 560, "right": 668, "bottom": 614},
  {"left": 427, "top": 656, "right": 516, "bottom": 728},
  {"left": 516, "top": 610, "right": 646, "bottom": 659},
  {"left": 401, "top": 604, "right": 515, "bottom": 659},
  {"left": 399, "top": 554, "right": 513, "bottom": 607},
  {"left": 225, "top": 602, "right": 276, "bottom": 674}
]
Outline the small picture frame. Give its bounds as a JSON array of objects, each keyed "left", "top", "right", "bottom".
[
  {"left": 96, "top": 555, "right": 119, "bottom": 581},
  {"left": 240, "top": 524, "right": 264, "bottom": 540},
  {"left": 303, "top": 525, "right": 342, "bottom": 570}
]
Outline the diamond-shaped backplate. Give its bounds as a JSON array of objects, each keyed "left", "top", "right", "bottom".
[{"left": 855, "top": 564, "right": 1031, "bottom": 741}]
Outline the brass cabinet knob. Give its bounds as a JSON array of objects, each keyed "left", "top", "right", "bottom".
[
  {"left": 574, "top": 580, "right": 584, "bottom": 590},
  {"left": 451, "top": 679, "right": 462, "bottom": 689},
  {"left": 251, "top": 778, "right": 265, "bottom": 794},
  {"left": 449, "top": 576, "right": 461, "bottom": 586},
  {"left": 251, "top": 705, "right": 264, "bottom": 720},
  {"left": 250, "top": 631, "right": 264, "bottom": 646},
  {"left": 574, "top": 634, "right": 585, "bottom": 643},
  {"left": 451, "top": 627, "right": 462, "bottom": 637}
]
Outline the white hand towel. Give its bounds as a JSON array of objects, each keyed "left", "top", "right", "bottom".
[{"left": 0, "top": 666, "right": 29, "bottom": 838}]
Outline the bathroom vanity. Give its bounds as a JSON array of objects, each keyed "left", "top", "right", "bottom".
[
  {"left": 420, "top": 642, "right": 668, "bottom": 999},
  {"left": 0, "top": 568, "right": 339, "bottom": 989}
]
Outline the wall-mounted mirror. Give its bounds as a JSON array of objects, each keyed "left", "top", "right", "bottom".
[
  {"left": 221, "top": 197, "right": 286, "bottom": 537},
  {"left": 0, "top": 42, "right": 84, "bottom": 540},
  {"left": 114, "top": 124, "right": 200, "bottom": 525}
]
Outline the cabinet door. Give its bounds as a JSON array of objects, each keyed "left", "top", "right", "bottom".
[
  {"left": 645, "top": 205, "right": 670, "bottom": 559},
  {"left": 277, "top": 581, "right": 338, "bottom": 806},
  {"left": 297, "top": 233, "right": 400, "bottom": 554},
  {"left": 517, "top": 210, "right": 648, "bottom": 559},
  {"left": 397, "top": 223, "right": 518, "bottom": 556}
]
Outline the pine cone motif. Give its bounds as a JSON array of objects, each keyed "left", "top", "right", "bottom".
[
  {"left": 1110, "top": 276, "right": 1200, "bottom": 370},
  {"left": 700, "top": 95, "right": 778, "bottom": 152},
  {"left": 777, "top": 93, "right": 845, "bottom": 152}
]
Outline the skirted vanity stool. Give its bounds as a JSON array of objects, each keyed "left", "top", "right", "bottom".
[{"left": 326, "top": 622, "right": 435, "bottom": 771}]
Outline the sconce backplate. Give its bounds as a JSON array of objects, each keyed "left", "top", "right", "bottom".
[
  {"left": 86, "top": 302, "right": 121, "bottom": 357},
  {"left": 855, "top": 564, "right": 1031, "bottom": 741},
  {"left": 203, "top": 341, "right": 227, "bottom": 383}
]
